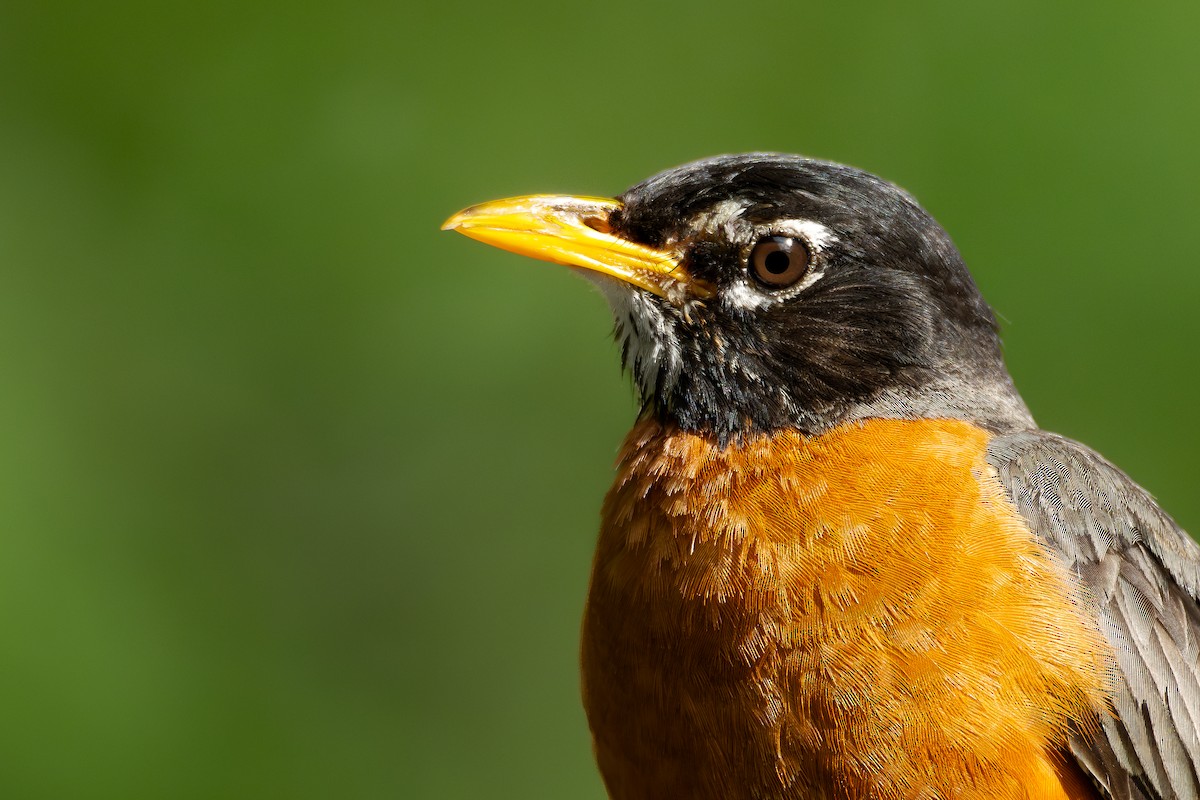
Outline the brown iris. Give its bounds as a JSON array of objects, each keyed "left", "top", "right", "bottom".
[{"left": 749, "top": 236, "right": 810, "bottom": 288}]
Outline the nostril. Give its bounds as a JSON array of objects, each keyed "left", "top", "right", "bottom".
[{"left": 584, "top": 215, "right": 613, "bottom": 234}]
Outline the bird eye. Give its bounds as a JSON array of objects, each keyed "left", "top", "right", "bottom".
[{"left": 749, "top": 236, "right": 810, "bottom": 288}]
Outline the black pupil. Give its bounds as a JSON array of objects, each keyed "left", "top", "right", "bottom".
[{"left": 764, "top": 249, "right": 790, "bottom": 274}]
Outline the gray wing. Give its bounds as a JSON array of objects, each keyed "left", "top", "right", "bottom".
[{"left": 987, "top": 431, "right": 1200, "bottom": 800}]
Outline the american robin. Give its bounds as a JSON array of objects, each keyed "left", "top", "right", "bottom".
[{"left": 442, "top": 154, "right": 1200, "bottom": 800}]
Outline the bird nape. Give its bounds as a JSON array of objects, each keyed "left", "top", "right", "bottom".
[{"left": 443, "top": 154, "right": 1200, "bottom": 800}]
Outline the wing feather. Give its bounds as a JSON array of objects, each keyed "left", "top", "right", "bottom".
[{"left": 987, "top": 431, "right": 1200, "bottom": 800}]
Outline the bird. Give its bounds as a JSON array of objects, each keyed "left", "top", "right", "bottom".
[{"left": 441, "top": 154, "right": 1200, "bottom": 800}]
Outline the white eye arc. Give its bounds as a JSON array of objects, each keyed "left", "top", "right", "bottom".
[
  {"left": 722, "top": 218, "right": 836, "bottom": 311},
  {"left": 769, "top": 218, "right": 836, "bottom": 250}
]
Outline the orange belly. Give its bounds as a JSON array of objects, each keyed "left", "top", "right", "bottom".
[{"left": 581, "top": 417, "right": 1112, "bottom": 800}]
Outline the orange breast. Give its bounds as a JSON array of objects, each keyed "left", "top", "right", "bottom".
[{"left": 581, "top": 417, "right": 1112, "bottom": 800}]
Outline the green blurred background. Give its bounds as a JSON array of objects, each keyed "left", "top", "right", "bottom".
[{"left": 1, "top": 1, "right": 1197, "bottom": 797}]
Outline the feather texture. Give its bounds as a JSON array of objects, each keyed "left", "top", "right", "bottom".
[
  {"left": 584, "top": 416, "right": 1110, "bottom": 799},
  {"left": 987, "top": 431, "right": 1200, "bottom": 800}
]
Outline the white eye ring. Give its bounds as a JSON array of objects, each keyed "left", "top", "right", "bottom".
[{"left": 722, "top": 218, "right": 836, "bottom": 311}]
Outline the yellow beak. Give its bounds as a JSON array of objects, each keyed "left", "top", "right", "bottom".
[{"left": 442, "top": 194, "right": 709, "bottom": 300}]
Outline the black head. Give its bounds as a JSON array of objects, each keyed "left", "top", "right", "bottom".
[{"left": 447, "top": 153, "right": 1034, "bottom": 442}]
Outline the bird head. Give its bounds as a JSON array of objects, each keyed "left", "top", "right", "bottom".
[{"left": 444, "top": 154, "right": 1032, "bottom": 442}]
